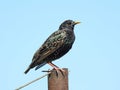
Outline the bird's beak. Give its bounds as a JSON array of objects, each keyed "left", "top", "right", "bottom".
[{"left": 74, "top": 21, "right": 81, "bottom": 25}]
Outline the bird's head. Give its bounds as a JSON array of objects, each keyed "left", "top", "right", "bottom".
[{"left": 59, "top": 20, "right": 80, "bottom": 30}]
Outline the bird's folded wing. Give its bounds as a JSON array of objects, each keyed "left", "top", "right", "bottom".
[{"left": 32, "top": 30, "right": 66, "bottom": 62}]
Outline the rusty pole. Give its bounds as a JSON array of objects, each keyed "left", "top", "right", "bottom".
[{"left": 48, "top": 68, "right": 68, "bottom": 90}]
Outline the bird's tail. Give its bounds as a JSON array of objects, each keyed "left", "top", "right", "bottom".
[
  {"left": 24, "top": 67, "right": 30, "bottom": 74},
  {"left": 35, "top": 62, "right": 47, "bottom": 70},
  {"left": 24, "top": 62, "right": 47, "bottom": 74}
]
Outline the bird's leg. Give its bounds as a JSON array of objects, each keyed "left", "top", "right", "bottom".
[
  {"left": 47, "top": 62, "right": 65, "bottom": 76},
  {"left": 47, "top": 62, "right": 59, "bottom": 70},
  {"left": 48, "top": 62, "right": 65, "bottom": 71},
  {"left": 42, "top": 62, "right": 60, "bottom": 72}
]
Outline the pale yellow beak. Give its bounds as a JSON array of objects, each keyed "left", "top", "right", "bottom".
[{"left": 74, "top": 21, "right": 81, "bottom": 25}]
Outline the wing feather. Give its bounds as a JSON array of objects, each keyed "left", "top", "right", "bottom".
[{"left": 32, "top": 30, "right": 67, "bottom": 64}]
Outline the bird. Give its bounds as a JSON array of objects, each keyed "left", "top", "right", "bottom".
[{"left": 24, "top": 20, "right": 80, "bottom": 74}]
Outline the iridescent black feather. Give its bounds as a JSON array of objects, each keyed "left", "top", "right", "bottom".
[{"left": 24, "top": 20, "right": 79, "bottom": 74}]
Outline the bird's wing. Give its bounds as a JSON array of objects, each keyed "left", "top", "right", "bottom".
[{"left": 32, "top": 30, "right": 67, "bottom": 63}]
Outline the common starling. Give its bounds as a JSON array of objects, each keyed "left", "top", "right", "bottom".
[{"left": 24, "top": 20, "right": 80, "bottom": 74}]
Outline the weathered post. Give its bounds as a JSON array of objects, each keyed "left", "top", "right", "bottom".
[{"left": 48, "top": 68, "right": 68, "bottom": 90}]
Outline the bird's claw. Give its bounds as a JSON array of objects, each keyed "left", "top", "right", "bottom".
[
  {"left": 42, "top": 69, "right": 51, "bottom": 72},
  {"left": 42, "top": 68, "right": 65, "bottom": 77},
  {"left": 52, "top": 68, "right": 65, "bottom": 77}
]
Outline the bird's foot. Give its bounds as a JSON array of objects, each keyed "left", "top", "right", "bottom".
[
  {"left": 43, "top": 62, "right": 65, "bottom": 77},
  {"left": 53, "top": 67, "right": 65, "bottom": 72},
  {"left": 42, "top": 68, "right": 65, "bottom": 77},
  {"left": 52, "top": 67, "right": 65, "bottom": 77},
  {"left": 42, "top": 69, "right": 51, "bottom": 72}
]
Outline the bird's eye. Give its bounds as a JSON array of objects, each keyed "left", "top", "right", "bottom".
[{"left": 67, "top": 22, "right": 71, "bottom": 25}]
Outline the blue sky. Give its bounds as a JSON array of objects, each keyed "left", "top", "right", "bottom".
[{"left": 0, "top": 0, "right": 120, "bottom": 90}]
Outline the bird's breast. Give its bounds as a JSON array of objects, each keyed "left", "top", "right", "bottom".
[
  {"left": 65, "top": 30, "right": 75, "bottom": 44},
  {"left": 45, "top": 30, "right": 75, "bottom": 62},
  {"left": 45, "top": 43, "right": 73, "bottom": 62}
]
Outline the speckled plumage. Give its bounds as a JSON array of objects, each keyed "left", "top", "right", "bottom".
[{"left": 24, "top": 20, "right": 80, "bottom": 74}]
